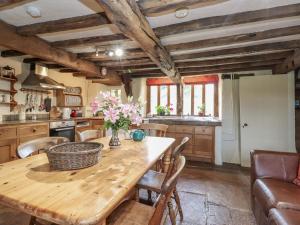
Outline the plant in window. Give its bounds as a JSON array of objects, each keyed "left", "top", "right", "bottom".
[
  {"left": 197, "top": 104, "right": 206, "bottom": 117},
  {"left": 156, "top": 104, "right": 173, "bottom": 116}
]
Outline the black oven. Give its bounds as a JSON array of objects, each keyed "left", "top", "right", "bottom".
[{"left": 49, "top": 121, "right": 75, "bottom": 142}]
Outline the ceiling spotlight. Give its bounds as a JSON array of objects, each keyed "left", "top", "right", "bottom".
[
  {"left": 26, "top": 6, "right": 41, "bottom": 18},
  {"left": 115, "top": 48, "right": 124, "bottom": 57},
  {"left": 95, "top": 48, "right": 99, "bottom": 57},
  {"left": 108, "top": 50, "right": 114, "bottom": 57},
  {"left": 175, "top": 7, "right": 189, "bottom": 19}
]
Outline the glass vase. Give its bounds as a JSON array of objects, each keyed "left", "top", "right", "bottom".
[{"left": 109, "top": 129, "right": 121, "bottom": 149}]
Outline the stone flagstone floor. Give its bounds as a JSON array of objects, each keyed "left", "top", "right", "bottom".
[{"left": 0, "top": 164, "right": 256, "bottom": 225}]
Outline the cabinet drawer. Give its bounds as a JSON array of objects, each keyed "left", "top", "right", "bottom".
[
  {"left": 19, "top": 124, "right": 49, "bottom": 137},
  {"left": 19, "top": 134, "right": 49, "bottom": 144},
  {"left": 194, "top": 126, "right": 213, "bottom": 135},
  {"left": 0, "top": 127, "right": 17, "bottom": 140},
  {"left": 175, "top": 125, "right": 194, "bottom": 134}
]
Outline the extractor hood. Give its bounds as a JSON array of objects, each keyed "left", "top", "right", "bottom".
[{"left": 22, "top": 64, "right": 65, "bottom": 90}]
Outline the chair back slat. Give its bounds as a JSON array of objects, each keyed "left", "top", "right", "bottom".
[
  {"left": 17, "top": 137, "right": 69, "bottom": 159},
  {"left": 140, "top": 123, "right": 168, "bottom": 137},
  {"left": 76, "top": 129, "right": 104, "bottom": 142},
  {"left": 149, "top": 156, "right": 186, "bottom": 225}
]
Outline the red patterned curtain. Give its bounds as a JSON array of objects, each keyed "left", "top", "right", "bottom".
[{"left": 146, "top": 75, "right": 219, "bottom": 86}]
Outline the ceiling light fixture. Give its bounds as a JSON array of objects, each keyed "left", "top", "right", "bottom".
[
  {"left": 175, "top": 7, "right": 189, "bottom": 19},
  {"left": 95, "top": 47, "right": 99, "bottom": 57},
  {"left": 108, "top": 50, "right": 114, "bottom": 57},
  {"left": 25, "top": 6, "right": 41, "bottom": 18},
  {"left": 115, "top": 48, "right": 124, "bottom": 57}
]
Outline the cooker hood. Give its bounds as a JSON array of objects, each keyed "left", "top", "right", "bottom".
[{"left": 22, "top": 64, "right": 65, "bottom": 90}]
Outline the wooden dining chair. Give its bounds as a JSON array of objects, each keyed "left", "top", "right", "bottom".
[
  {"left": 139, "top": 123, "right": 168, "bottom": 137},
  {"left": 17, "top": 137, "right": 69, "bottom": 159},
  {"left": 17, "top": 137, "right": 69, "bottom": 225},
  {"left": 136, "top": 137, "right": 190, "bottom": 225},
  {"left": 108, "top": 156, "right": 186, "bottom": 225},
  {"left": 76, "top": 128, "right": 104, "bottom": 142}
]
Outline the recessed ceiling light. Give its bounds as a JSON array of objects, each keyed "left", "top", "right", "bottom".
[
  {"left": 26, "top": 6, "right": 41, "bottom": 18},
  {"left": 175, "top": 7, "right": 189, "bottom": 19},
  {"left": 115, "top": 48, "right": 124, "bottom": 57}
]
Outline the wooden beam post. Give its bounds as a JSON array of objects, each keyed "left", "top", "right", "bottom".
[
  {"left": 121, "top": 74, "right": 133, "bottom": 97},
  {"left": 0, "top": 20, "right": 100, "bottom": 77},
  {"left": 273, "top": 49, "right": 300, "bottom": 74},
  {"left": 95, "top": 0, "right": 181, "bottom": 83}
]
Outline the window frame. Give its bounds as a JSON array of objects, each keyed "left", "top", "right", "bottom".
[{"left": 146, "top": 79, "right": 219, "bottom": 117}]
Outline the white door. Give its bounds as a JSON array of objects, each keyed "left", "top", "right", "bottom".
[{"left": 239, "top": 75, "right": 295, "bottom": 167}]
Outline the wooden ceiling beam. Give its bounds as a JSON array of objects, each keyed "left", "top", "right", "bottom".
[
  {"left": 1, "top": 50, "right": 24, "bottom": 57},
  {"left": 52, "top": 34, "right": 128, "bottom": 48},
  {"left": 139, "top": 0, "right": 227, "bottom": 16},
  {"left": 173, "top": 40, "right": 300, "bottom": 60},
  {"left": 0, "top": 20, "right": 103, "bottom": 77},
  {"left": 99, "top": 58, "right": 154, "bottom": 67},
  {"left": 0, "top": 0, "right": 28, "bottom": 9},
  {"left": 155, "top": 3, "right": 300, "bottom": 37},
  {"left": 17, "top": 13, "right": 110, "bottom": 36},
  {"left": 96, "top": 0, "right": 180, "bottom": 82},
  {"left": 166, "top": 25, "right": 300, "bottom": 52},
  {"left": 59, "top": 68, "right": 79, "bottom": 73},
  {"left": 130, "top": 66, "right": 274, "bottom": 78},
  {"left": 126, "top": 60, "right": 279, "bottom": 76},
  {"left": 273, "top": 49, "right": 300, "bottom": 74}
]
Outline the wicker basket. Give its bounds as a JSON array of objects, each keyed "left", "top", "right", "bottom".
[{"left": 47, "top": 142, "right": 103, "bottom": 170}]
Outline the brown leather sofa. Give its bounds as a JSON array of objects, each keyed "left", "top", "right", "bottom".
[{"left": 251, "top": 150, "right": 300, "bottom": 225}]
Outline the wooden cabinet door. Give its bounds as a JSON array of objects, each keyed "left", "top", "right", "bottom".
[
  {"left": 0, "top": 139, "right": 17, "bottom": 163},
  {"left": 194, "top": 134, "right": 214, "bottom": 159}
]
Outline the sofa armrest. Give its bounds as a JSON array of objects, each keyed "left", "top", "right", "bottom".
[{"left": 251, "top": 150, "right": 299, "bottom": 186}]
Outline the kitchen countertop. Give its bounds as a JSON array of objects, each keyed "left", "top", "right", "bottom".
[
  {"left": 145, "top": 116, "right": 222, "bottom": 126},
  {"left": 0, "top": 117, "right": 104, "bottom": 127}
]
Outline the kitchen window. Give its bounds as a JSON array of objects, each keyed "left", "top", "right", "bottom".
[{"left": 147, "top": 75, "right": 219, "bottom": 116}]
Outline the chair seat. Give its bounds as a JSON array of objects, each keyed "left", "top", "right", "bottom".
[
  {"left": 137, "top": 170, "right": 166, "bottom": 193},
  {"left": 108, "top": 200, "right": 155, "bottom": 225}
]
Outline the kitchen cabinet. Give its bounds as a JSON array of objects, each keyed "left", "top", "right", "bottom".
[
  {"left": 165, "top": 124, "right": 215, "bottom": 163},
  {"left": 0, "top": 123, "right": 49, "bottom": 163}
]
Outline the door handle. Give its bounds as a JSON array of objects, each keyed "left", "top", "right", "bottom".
[{"left": 242, "top": 123, "right": 248, "bottom": 128}]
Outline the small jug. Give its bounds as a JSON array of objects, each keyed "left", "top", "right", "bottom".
[{"left": 130, "top": 129, "right": 146, "bottom": 142}]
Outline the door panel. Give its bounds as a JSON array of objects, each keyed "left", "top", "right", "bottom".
[{"left": 239, "top": 75, "right": 294, "bottom": 167}]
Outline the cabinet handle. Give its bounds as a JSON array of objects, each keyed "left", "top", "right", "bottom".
[{"left": 33, "top": 128, "right": 37, "bottom": 132}]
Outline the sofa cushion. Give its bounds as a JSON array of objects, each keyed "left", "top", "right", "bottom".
[
  {"left": 268, "top": 208, "right": 300, "bottom": 225},
  {"left": 253, "top": 179, "right": 300, "bottom": 216}
]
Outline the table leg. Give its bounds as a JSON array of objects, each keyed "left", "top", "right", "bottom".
[{"left": 162, "top": 147, "right": 172, "bottom": 173}]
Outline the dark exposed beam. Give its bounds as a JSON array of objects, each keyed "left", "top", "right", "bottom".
[
  {"left": 155, "top": 3, "right": 300, "bottom": 37},
  {"left": 1, "top": 50, "right": 24, "bottom": 57},
  {"left": 23, "top": 58, "right": 46, "bottom": 63},
  {"left": 96, "top": 0, "right": 180, "bottom": 82},
  {"left": 126, "top": 60, "right": 279, "bottom": 76},
  {"left": 273, "top": 49, "right": 300, "bottom": 74},
  {"left": 17, "top": 13, "right": 110, "bottom": 35},
  {"left": 173, "top": 40, "right": 300, "bottom": 60},
  {"left": 0, "top": 20, "right": 104, "bottom": 78},
  {"left": 59, "top": 68, "right": 79, "bottom": 73},
  {"left": 0, "top": 0, "right": 28, "bottom": 9},
  {"left": 166, "top": 25, "right": 300, "bottom": 52},
  {"left": 139, "top": 0, "right": 226, "bottom": 16},
  {"left": 52, "top": 34, "right": 128, "bottom": 48},
  {"left": 130, "top": 66, "right": 273, "bottom": 78}
]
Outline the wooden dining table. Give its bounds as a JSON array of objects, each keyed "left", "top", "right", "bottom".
[{"left": 0, "top": 136, "right": 175, "bottom": 225}]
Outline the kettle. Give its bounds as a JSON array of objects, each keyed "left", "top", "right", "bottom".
[{"left": 130, "top": 129, "right": 146, "bottom": 142}]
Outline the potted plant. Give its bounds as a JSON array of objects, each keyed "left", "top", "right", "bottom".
[
  {"left": 156, "top": 104, "right": 174, "bottom": 116},
  {"left": 91, "top": 92, "right": 143, "bottom": 148},
  {"left": 198, "top": 105, "right": 205, "bottom": 117}
]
